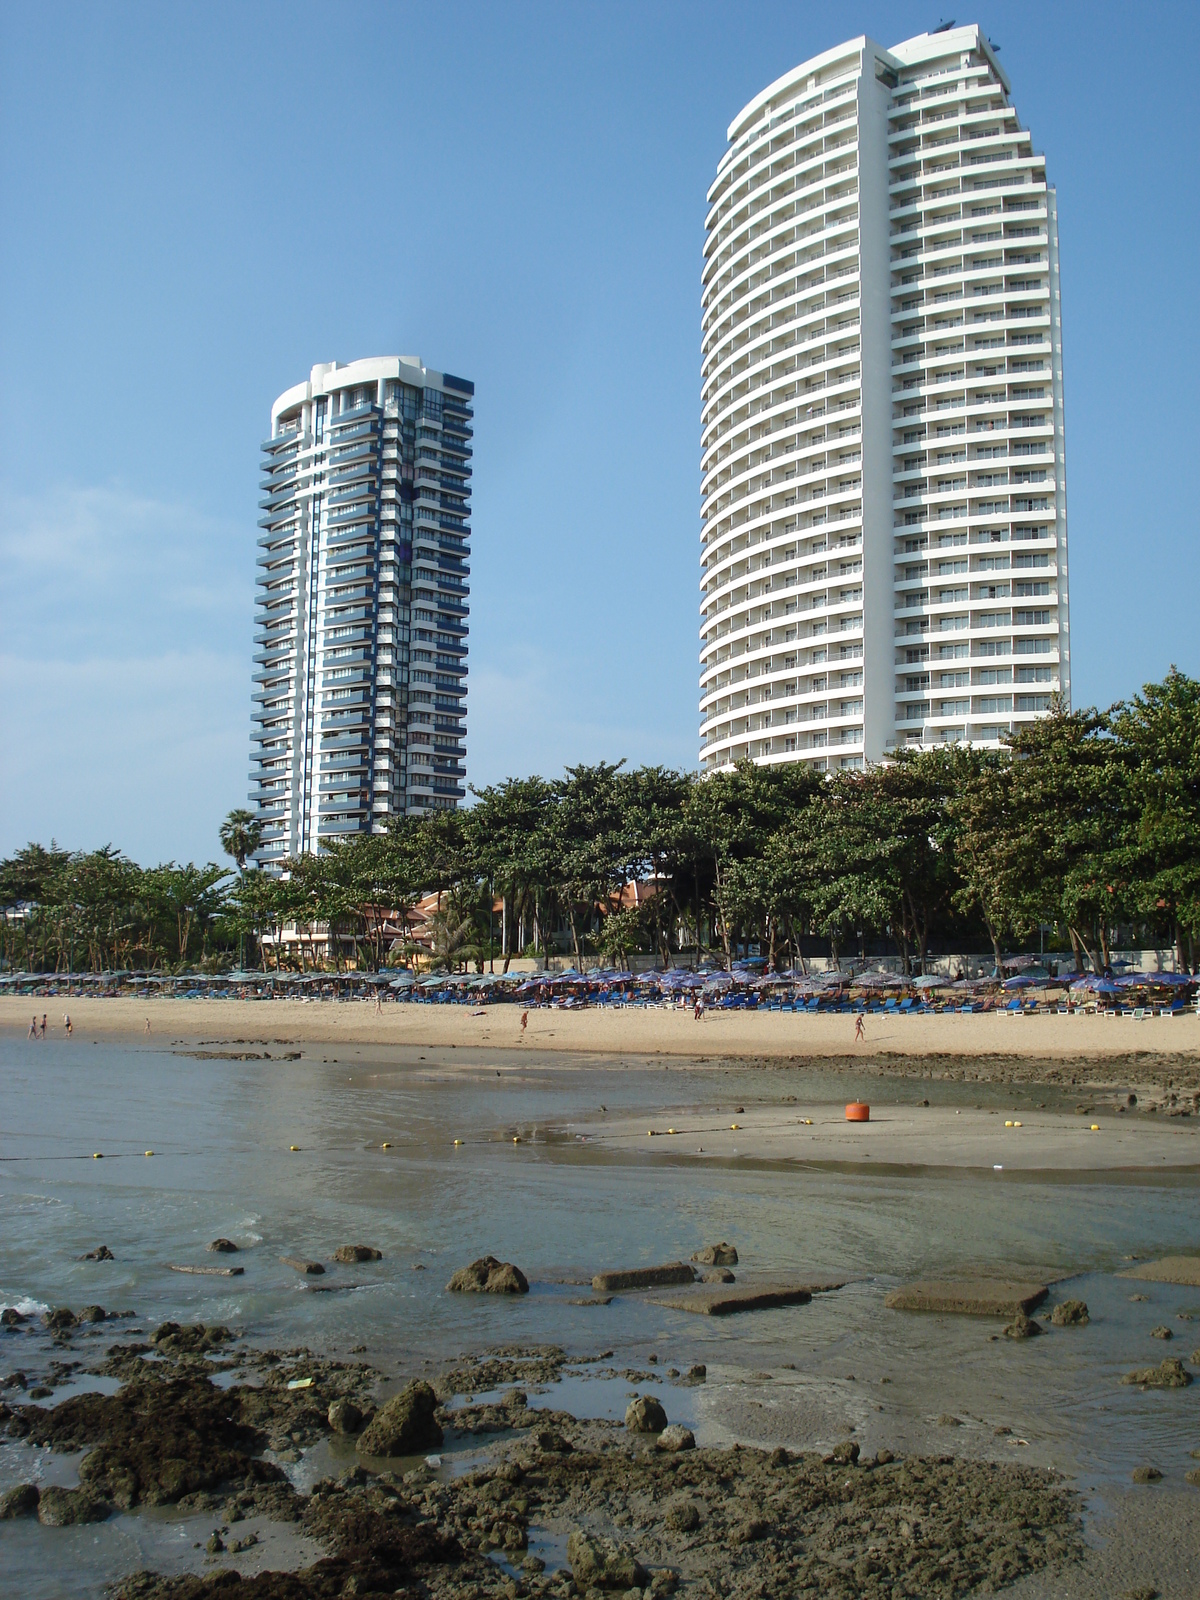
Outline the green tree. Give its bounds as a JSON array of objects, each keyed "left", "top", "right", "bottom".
[
  {"left": 143, "top": 862, "right": 229, "bottom": 966},
  {"left": 1110, "top": 667, "right": 1200, "bottom": 968},
  {"left": 549, "top": 761, "right": 631, "bottom": 966}
]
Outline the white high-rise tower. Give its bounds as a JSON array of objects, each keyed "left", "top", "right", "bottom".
[
  {"left": 698, "top": 25, "right": 1069, "bottom": 774},
  {"left": 251, "top": 357, "right": 473, "bottom": 868}
]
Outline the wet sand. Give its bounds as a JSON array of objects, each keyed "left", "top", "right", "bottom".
[
  {"left": 578, "top": 1099, "right": 1200, "bottom": 1172},
  {"left": 4, "top": 994, "right": 1198, "bottom": 1072}
]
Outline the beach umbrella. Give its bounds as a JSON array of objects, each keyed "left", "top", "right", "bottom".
[
  {"left": 911, "top": 974, "right": 945, "bottom": 989},
  {"left": 1002, "top": 974, "right": 1039, "bottom": 989}
]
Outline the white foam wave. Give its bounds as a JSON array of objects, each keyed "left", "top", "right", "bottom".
[{"left": 2, "top": 1294, "right": 50, "bottom": 1317}]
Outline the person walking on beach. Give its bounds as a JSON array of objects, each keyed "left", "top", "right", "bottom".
[
  {"left": 374, "top": 988, "right": 382, "bottom": 1014},
  {"left": 40, "top": 1014, "right": 47, "bottom": 1039},
  {"left": 63, "top": 1014, "right": 72, "bottom": 1036},
  {"left": 28, "top": 1015, "right": 38, "bottom": 1039},
  {"left": 520, "top": 1010, "right": 528, "bottom": 1034},
  {"left": 145, "top": 1017, "right": 151, "bottom": 1034},
  {"left": 854, "top": 1014, "right": 865, "bottom": 1043},
  {"left": 694, "top": 999, "right": 704, "bottom": 1021}
]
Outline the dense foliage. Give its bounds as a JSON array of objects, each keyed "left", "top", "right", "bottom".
[{"left": 2, "top": 670, "right": 1197, "bottom": 975}]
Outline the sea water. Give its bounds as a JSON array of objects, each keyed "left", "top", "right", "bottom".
[{"left": 2, "top": 1035, "right": 1199, "bottom": 1594}]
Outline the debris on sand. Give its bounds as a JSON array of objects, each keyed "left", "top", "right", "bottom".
[{"left": 592, "top": 1261, "right": 695, "bottom": 1292}]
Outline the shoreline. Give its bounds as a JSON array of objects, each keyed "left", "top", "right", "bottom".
[
  {"left": 4, "top": 994, "right": 1198, "bottom": 1066},
  {"left": 4, "top": 996, "right": 1199, "bottom": 1107}
]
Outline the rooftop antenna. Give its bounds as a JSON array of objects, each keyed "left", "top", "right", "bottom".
[{"left": 932, "top": 18, "right": 956, "bottom": 31}]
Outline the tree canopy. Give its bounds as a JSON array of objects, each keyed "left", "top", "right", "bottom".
[{"left": 2, "top": 671, "right": 1196, "bottom": 975}]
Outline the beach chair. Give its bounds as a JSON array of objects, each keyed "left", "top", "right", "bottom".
[
  {"left": 884, "top": 997, "right": 898, "bottom": 1012},
  {"left": 806, "top": 997, "right": 820, "bottom": 1013},
  {"left": 898, "top": 997, "right": 914, "bottom": 1012}
]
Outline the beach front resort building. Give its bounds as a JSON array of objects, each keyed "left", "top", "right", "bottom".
[
  {"left": 698, "top": 24, "right": 1069, "bottom": 775},
  {"left": 251, "top": 357, "right": 473, "bottom": 868}
]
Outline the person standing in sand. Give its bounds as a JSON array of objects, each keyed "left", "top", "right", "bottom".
[
  {"left": 855, "top": 1014, "right": 865, "bottom": 1043},
  {"left": 63, "top": 1014, "right": 72, "bottom": 1036},
  {"left": 145, "top": 1017, "right": 151, "bottom": 1034},
  {"left": 28, "top": 1015, "right": 38, "bottom": 1039},
  {"left": 40, "top": 1014, "right": 47, "bottom": 1039},
  {"left": 520, "top": 1010, "right": 528, "bottom": 1033}
]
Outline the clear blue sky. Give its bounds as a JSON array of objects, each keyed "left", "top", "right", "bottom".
[{"left": 1, "top": 1, "right": 1196, "bottom": 866}]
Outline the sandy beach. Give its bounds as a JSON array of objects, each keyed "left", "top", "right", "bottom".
[{"left": 3, "top": 994, "right": 1198, "bottom": 1073}]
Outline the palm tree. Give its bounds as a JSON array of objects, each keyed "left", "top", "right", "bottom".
[
  {"left": 220, "top": 809, "right": 264, "bottom": 972},
  {"left": 220, "top": 810, "right": 263, "bottom": 872}
]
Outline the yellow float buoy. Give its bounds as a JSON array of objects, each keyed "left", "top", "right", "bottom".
[
  {"left": 1005, "top": 1120, "right": 1014, "bottom": 1127},
  {"left": 381, "top": 1142, "right": 391, "bottom": 1149},
  {"left": 93, "top": 1152, "right": 103, "bottom": 1159},
  {"left": 1090, "top": 1124, "right": 1100, "bottom": 1131},
  {"left": 144, "top": 1150, "right": 154, "bottom": 1157},
  {"left": 730, "top": 1123, "right": 740, "bottom": 1130},
  {"left": 512, "top": 1136, "right": 520, "bottom": 1144},
  {"left": 289, "top": 1145, "right": 300, "bottom": 1151},
  {"left": 453, "top": 1138, "right": 463, "bottom": 1146},
  {"left": 667, "top": 1127, "right": 676, "bottom": 1135},
  {"left": 1014, "top": 1121, "right": 1022, "bottom": 1128},
  {"left": 648, "top": 1129, "right": 655, "bottom": 1137}
]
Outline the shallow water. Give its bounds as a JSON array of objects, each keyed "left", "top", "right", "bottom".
[{"left": 2, "top": 1036, "right": 1199, "bottom": 1592}]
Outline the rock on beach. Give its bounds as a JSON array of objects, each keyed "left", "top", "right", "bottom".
[
  {"left": 327, "top": 1398, "right": 364, "bottom": 1434},
  {"left": 1003, "top": 1313, "right": 1043, "bottom": 1339},
  {"left": 334, "top": 1245, "right": 383, "bottom": 1264},
  {"left": 1050, "top": 1299, "right": 1089, "bottom": 1326},
  {"left": 36, "top": 1485, "right": 111, "bottom": 1525},
  {"left": 567, "top": 1528, "right": 648, "bottom": 1590},
  {"left": 446, "top": 1256, "right": 529, "bottom": 1294},
  {"left": 656, "top": 1423, "right": 695, "bottom": 1452},
  {"left": 1121, "top": 1358, "right": 1192, "bottom": 1389},
  {"left": 0, "top": 1483, "right": 40, "bottom": 1518},
  {"left": 356, "top": 1380, "right": 443, "bottom": 1457},
  {"left": 625, "top": 1395, "right": 668, "bottom": 1433},
  {"left": 691, "top": 1243, "right": 738, "bottom": 1266}
]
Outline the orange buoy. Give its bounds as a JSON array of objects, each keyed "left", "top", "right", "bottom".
[{"left": 845, "top": 1103, "right": 870, "bottom": 1122}]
